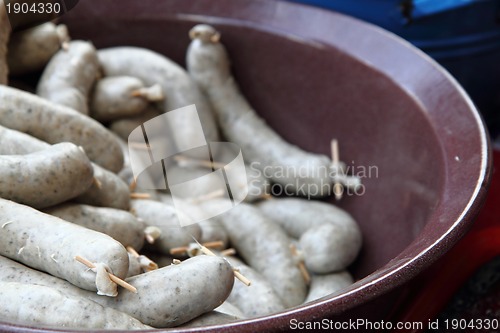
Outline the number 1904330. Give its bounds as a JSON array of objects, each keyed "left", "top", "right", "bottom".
[
  {"left": 444, "top": 318, "right": 499, "bottom": 331},
  {"left": 5, "top": 2, "right": 61, "bottom": 14}
]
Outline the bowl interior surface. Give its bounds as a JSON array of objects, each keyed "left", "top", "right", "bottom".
[
  {"left": 1, "top": 0, "right": 490, "bottom": 332},
  {"left": 63, "top": 1, "right": 447, "bottom": 280}
]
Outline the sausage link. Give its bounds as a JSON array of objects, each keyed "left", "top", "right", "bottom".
[{"left": 0, "top": 85, "right": 124, "bottom": 172}]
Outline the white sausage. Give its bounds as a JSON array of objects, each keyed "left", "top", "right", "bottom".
[
  {"left": 0, "top": 199, "right": 129, "bottom": 293},
  {"left": 157, "top": 193, "right": 228, "bottom": 248},
  {"left": 91, "top": 255, "right": 235, "bottom": 327},
  {"left": 187, "top": 24, "right": 332, "bottom": 197},
  {"left": 226, "top": 256, "right": 285, "bottom": 317},
  {"left": 257, "top": 198, "right": 362, "bottom": 273},
  {"left": 0, "top": 123, "right": 47, "bottom": 154},
  {"left": 90, "top": 76, "right": 162, "bottom": 122},
  {"left": 0, "top": 254, "right": 90, "bottom": 297},
  {"left": 0, "top": 85, "right": 124, "bottom": 172},
  {"left": 98, "top": 47, "right": 220, "bottom": 149},
  {"left": 299, "top": 222, "right": 361, "bottom": 273},
  {"left": 130, "top": 199, "right": 201, "bottom": 254},
  {"left": 304, "top": 271, "right": 354, "bottom": 303},
  {"left": 7, "top": 22, "right": 67, "bottom": 75},
  {"left": 109, "top": 107, "right": 161, "bottom": 140},
  {"left": 0, "top": 142, "right": 93, "bottom": 209},
  {"left": 180, "top": 311, "right": 240, "bottom": 328},
  {"left": 0, "top": 125, "right": 130, "bottom": 209},
  {"left": 197, "top": 219, "right": 229, "bottom": 248},
  {"left": 44, "top": 203, "right": 145, "bottom": 250},
  {"left": 206, "top": 201, "right": 307, "bottom": 307},
  {"left": 75, "top": 162, "right": 131, "bottom": 210},
  {"left": 0, "top": 282, "right": 152, "bottom": 330},
  {"left": 0, "top": 255, "right": 231, "bottom": 327},
  {"left": 37, "top": 40, "right": 99, "bottom": 115}
]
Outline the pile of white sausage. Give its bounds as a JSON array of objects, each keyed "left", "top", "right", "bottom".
[{"left": 0, "top": 10, "right": 363, "bottom": 330}]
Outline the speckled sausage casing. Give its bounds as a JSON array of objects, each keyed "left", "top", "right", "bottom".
[
  {"left": 0, "top": 85, "right": 124, "bottom": 172},
  {"left": 304, "top": 271, "right": 354, "bottom": 303},
  {"left": 0, "top": 124, "right": 47, "bottom": 154},
  {"left": 92, "top": 255, "right": 235, "bottom": 328},
  {"left": 0, "top": 255, "right": 88, "bottom": 295},
  {"left": 109, "top": 107, "right": 161, "bottom": 140},
  {"left": 226, "top": 256, "right": 285, "bottom": 317},
  {"left": 0, "top": 255, "right": 233, "bottom": 327},
  {"left": 0, "top": 143, "right": 93, "bottom": 209},
  {"left": 90, "top": 76, "right": 152, "bottom": 122},
  {"left": 0, "top": 125, "right": 130, "bottom": 209},
  {"left": 37, "top": 40, "right": 99, "bottom": 115},
  {"left": 0, "top": 282, "right": 152, "bottom": 330},
  {"left": 180, "top": 311, "right": 239, "bottom": 328},
  {"left": 7, "top": 22, "right": 66, "bottom": 76},
  {"left": 212, "top": 202, "right": 307, "bottom": 307},
  {"left": 187, "top": 24, "right": 332, "bottom": 197},
  {"left": 130, "top": 199, "right": 201, "bottom": 254},
  {"left": 159, "top": 193, "right": 228, "bottom": 247},
  {"left": 258, "top": 198, "right": 362, "bottom": 273},
  {"left": 197, "top": 219, "right": 229, "bottom": 248},
  {"left": 98, "top": 47, "right": 220, "bottom": 147},
  {"left": 0, "top": 199, "right": 129, "bottom": 292},
  {"left": 44, "top": 203, "right": 145, "bottom": 250},
  {"left": 75, "top": 163, "right": 130, "bottom": 210}
]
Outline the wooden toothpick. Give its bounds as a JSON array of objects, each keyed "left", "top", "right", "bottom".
[
  {"left": 170, "top": 240, "right": 225, "bottom": 256},
  {"left": 129, "top": 179, "right": 137, "bottom": 192},
  {"left": 232, "top": 268, "right": 251, "bottom": 287},
  {"left": 145, "top": 234, "right": 155, "bottom": 244},
  {"left": 128, "top": 142, "right": 150, "bottom": 150},
  {"left": 188, "top": 189, "right": 225, "bottom": 204},
  {"left": 290, "top": 244, "right": 311, "bottom": 285},
  {"left": 331, "top": 139, "right": 344, "bottom": 201},
  {"left": 144, "top": 226, "right": 161, "bottom": 245},
  {"left": 169, "top": 246, "right": 190, "bottom": 255},
  {"left": 199, "top": 245, "right": 251, "bottom": 286},
  {"left": 92, "top": 177, "right": 102, "bottom": 189},
  {"left": 174, "top": 155, "right": 226, "bottom": 170},
  {"left": 220, "top": 248, "right": 236, "bottom": 257},
  {"left": 74, "top": 255, "right": 137, "bottom": 293},
  {"left": 198, "top": 244, "right": 216, "bottom": 256},
  {"left": 201, "top": 241, "right": 225, "bottom": 250},
  {"left": 260, "top": 193, "right": 274, "bottom": 200},
  {"left": 188, "top": 236, "right": 251, "bottom": 287},
  {"left": 130, "top": 84, "right": 164, "bottom": 102},
  {"left": 126, "top": 246, "right": 140, "bottom": 257},
  {"left": 130, "top": 193, "right": 151, "bottom": 199},
  {"left": 126, "top": 246, "right": 158, "bottom": 272}
]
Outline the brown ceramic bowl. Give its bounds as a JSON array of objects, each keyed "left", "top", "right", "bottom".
[{"left": 0, "top": 0, "right": 491, "bottom": 332}]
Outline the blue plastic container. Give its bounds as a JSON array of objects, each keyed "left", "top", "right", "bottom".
[{"left": 289, "top": 0, "right": 500, "bottom": 136}]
